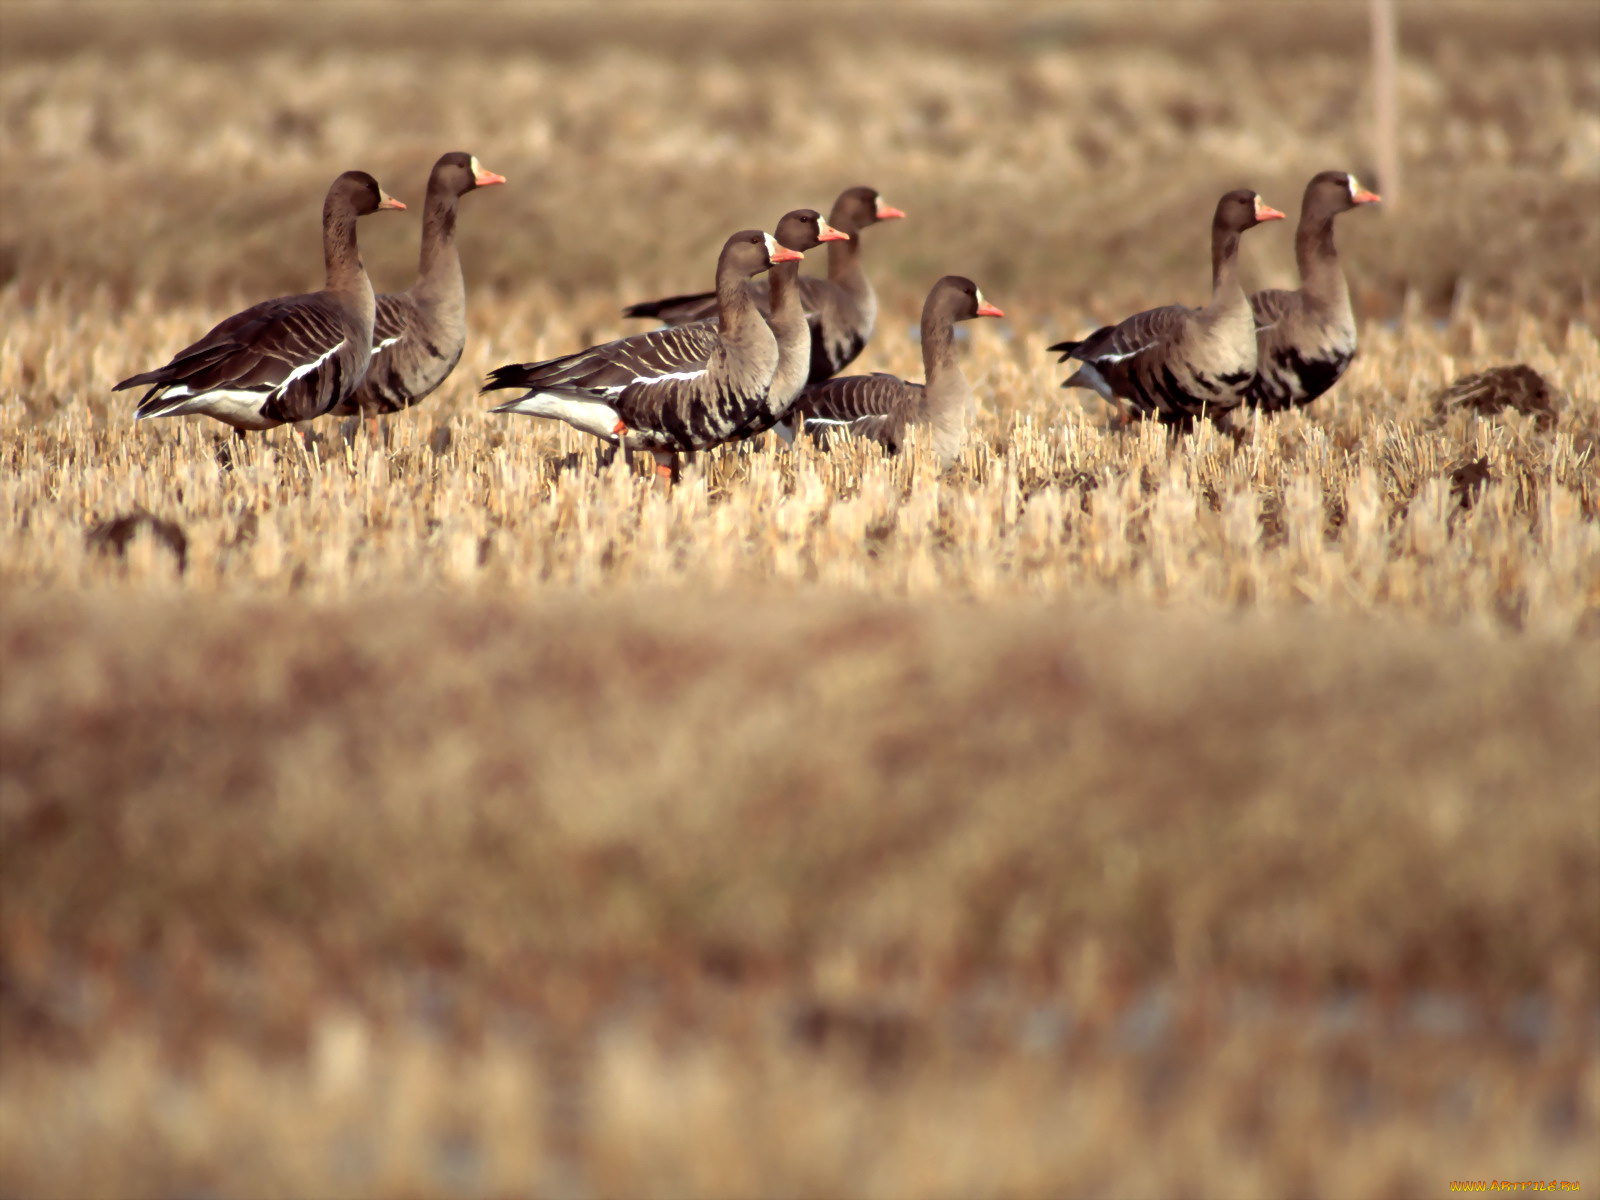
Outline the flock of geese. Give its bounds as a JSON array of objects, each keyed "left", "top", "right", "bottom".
[{"left": 115, "top": 153, "right": 1379, "bottom": 481}]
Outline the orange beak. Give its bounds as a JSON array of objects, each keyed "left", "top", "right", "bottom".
[
  {"left": 770, "top": 246, "right": 805, "bottom": 264},
  {"left": 474, "top": 166, "right": 507, "bottom": 187},
  {"left": 976, "top": 301, "right": 1004, "bottom": 318},
  {"left": 875, "top": 202, "right": 906, "bottom": 220},
  {"left": 379, "top": 193, "right": 406, "bottom": 211},
  {"left": 1255, "top": 202, "right": 1287, "bottom": 221},
  {"left": 817, "top": 219, "right": 851, "bottom": 243},
  {"left": 1353, "top": 189, "right": 1381, "bottom": 204}
]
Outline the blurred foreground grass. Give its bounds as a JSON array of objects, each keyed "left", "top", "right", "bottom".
[{"left": 2, "top": 591, "right": 1597, "bottom": 1197}]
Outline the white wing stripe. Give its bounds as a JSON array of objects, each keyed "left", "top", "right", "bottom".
[
  {"left": 1094, "top": 344, "right": 1155, "bottom": 363},
  {"left": 630, "top": 370, "right": 706, "bottom": 386},
  {"left": 273, "top": 340, "right": 345, "bottom": 396}
]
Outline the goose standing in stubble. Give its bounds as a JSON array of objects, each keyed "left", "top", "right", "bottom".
[
  {"left": 622, "top": 185, "right": 905, "bottom": 385},
  {"left": 115, "top": 171, "right": 405, "bottom": 431},
  {"left": 483, "top": 231, "right": 804, "bottom": 480},
  {"left": 1048, "top": 190, "right": 1285, "bottom": 425},
  {"left": 797, "top": 276, "right": 1004, "bottom": 466},
  {"left": 718, "top": 208, "right": 850, "bottom": 442},
  {"left": 1245, "top": 170, "right": 1380, "bottom": 412},
  {"left": 330, "top": 152, "right": 506, "bottom": 434}
]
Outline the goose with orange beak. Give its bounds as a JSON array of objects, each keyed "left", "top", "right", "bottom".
[
  {"left": 796, "top": 275, "right": 1004, "bottom": 466},
  {"left": 722, "top": 208, "right": 852, "bottom": 443},
  {"left": 333, "top": 152, "right": 507, "bottom": 433},
  {"left": 486, "top": 230, "right": 813, "bottom": 481},
  {"left": 623, "top": 185, "right": 907, "bottom": 387},
  {"left": 1049, "top": 189, "right": 1286, "bottom": 425},
  {"left": 115, "top": 170, "right": 405, "bottom": 431},
  {"left": 1245, "top": 170, "right": 1382, "bottom": 412}
]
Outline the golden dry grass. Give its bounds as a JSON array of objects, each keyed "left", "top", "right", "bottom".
[{"left": 2, "top": 1, "right": 1599, "bottom": 1197}]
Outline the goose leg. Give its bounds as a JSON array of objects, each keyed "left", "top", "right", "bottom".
[
  {"left": 610, "top": 421, "right": 633, "bottom": 477},
  {"left": 292, "top": 423, "right": 318, "bottom": 470},
  {"left": 651, "top": 450, "right": 680, "bottom": 488},
  {"left": 214, "top": 427, "right": 248, "bottom": 471}
]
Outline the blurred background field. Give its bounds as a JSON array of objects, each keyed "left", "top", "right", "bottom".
[{"left": 2, "top": 1, "right": 1599, "bottom": 1196}]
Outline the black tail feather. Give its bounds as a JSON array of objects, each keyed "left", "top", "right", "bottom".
[
  {"left": 113, "top": 367, "right": 171, "bottom": 392},
  {"left": 1048, "top": 324, "right": 1117, "bottom": 363},
  {"left": 481, "top": 363, "right": 534, "bottom": 394},
  {"left": 621, "top": 291, "right": 716, "bottom": 322}
]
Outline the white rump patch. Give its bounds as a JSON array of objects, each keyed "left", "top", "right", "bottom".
[
  {"left": 142, "top": 388, "right": 282, "bottom": 430},
  {"left": 1064, "top": 364, "right": 1117, "bottom": 404},
  {"left": 495, "top": 391, "right": 623, "bottom": 441}
]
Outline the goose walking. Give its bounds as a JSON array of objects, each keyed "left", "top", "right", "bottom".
[
  {"left": 1049, "top": 190, "right": 1285, "bottom": 425},
  {"left": 797, "top": 275, "right": 1003, "bottom": 466},
  {"left": 484, "top": 231, "right": 803, "bottom": 479},
  {"left": 115, "top": 171, "right": 405, "bottom": 431},
  {"left": 1245, "top": 170, "right": 1380, "bottom": 412},
  {"left": 622, "top": 185, "right": 904, "bottom": 385},
  {"left": 330, "top": 152, "right": 506, "bottom": 432}
]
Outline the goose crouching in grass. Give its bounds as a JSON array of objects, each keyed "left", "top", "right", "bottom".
[
  {"left": 796, "top": 276, "right": 1003, "bottom": 466},
  {"left": 483, "top": 230, "right": 803, "bottom": 481},
  {"left": 1245, "top": 170, "right": 1380, "bottom": 413},
  {"left": 115, "top": 171, "right": 405, "bottom": 431},
  {"left": 1049, "top": 190, "right": 1285, "bottom": 426},
  {"left": 623, "top": 185, "right": 905, "bottom": 385},
  {"left": 330, "top": 152, "right": 506, "bottom": 434}
]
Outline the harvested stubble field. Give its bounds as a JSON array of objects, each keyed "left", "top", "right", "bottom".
[{"left": 2, "top": 1, "right": 1599, "bottom": 1197}]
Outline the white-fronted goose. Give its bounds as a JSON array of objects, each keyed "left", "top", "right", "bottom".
[
  {"left": 797, "top": 276, "right": 1003, "bottom": 466},
  {"left": 330, "top": 152, "right": 505, "bottom": 427},
  {"left": 484, "top": 231, "right": 804, "bottom": 478},
  {"left": 115, "top": 171, "right": 405, "bottom": 430},
  {"left": 1245, "top": 171, "right": 1380, "bottom": 412},
  {"left": 1049, "top": 190, "right": 1285, "bottom": 424},
  {"left": 724, "top": 208, "right": 849, "bottom": 441},
  {"left": 621, "top": 185, "right": 905, "bottom": 384}
]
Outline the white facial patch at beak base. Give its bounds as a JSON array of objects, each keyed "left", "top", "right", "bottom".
[
  {"left": 471, "top": 155, "right": 482, "bottom": 176},
  {"left": 763, "top": 232, "right": 780, "bottom": 259},
  {"left": 976, "top": 289, "right": 988, "bottom": 308},
  {"left": 1347, "top": 174, "right": 1362, "bottom": 201}
]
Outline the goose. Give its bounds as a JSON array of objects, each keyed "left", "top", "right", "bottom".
[
  {"left": 484, "top": 230, "right": 804, "bottom": 479},
  {"left": 621, "top": 185, "right": 905, "bottom": 384},
  {"left": 115, "top": 171, "right": 405, "bottom": 431},
  {"left": 330, "top": 152, "right": 505, "bottom": 431},
  {"left": 796, "top": 275, "right": 1003, "bottom": 466},
  {"left": 1244, "top": 170, "right": 1380, "bottom": 412},
  {"left": 722, "top": 208, "right": 849, "bottom": 442},
  {"left": 1048, "top": 190, "right": 1285, "bottom": 425}
]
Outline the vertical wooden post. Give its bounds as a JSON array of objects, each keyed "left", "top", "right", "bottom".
[{"left": 1371, "top": 0, "right": 1400, "bottom": 207}]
